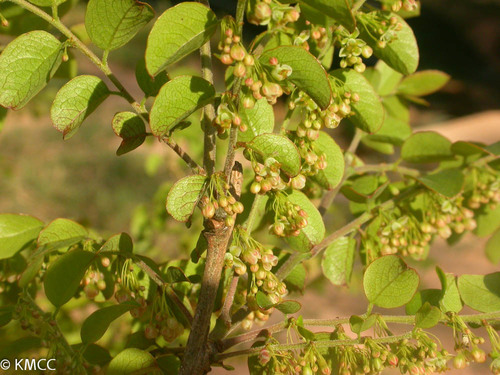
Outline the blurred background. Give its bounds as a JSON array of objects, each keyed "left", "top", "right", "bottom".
[{"left": 0, "top": 0, "right": 499, "bottom": 373}]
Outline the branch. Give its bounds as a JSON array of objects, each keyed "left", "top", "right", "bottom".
[
  {"left": 6, "top": 0, "right": 200, "bottom": 174},
  {"left": 180, "top": 163, "right": 243, "bottom": 375},
  {"left": 218, "top": 332, "right": 414, "bottom": 361},
  {"left": 198, "top": 0, "right": 217, "bottom": 176},
  {"left": 221, "top": 311, "right": 500, "bottom": 353},
  {"left": 161, "top": 137, "right": 205, "bottom": 175}
]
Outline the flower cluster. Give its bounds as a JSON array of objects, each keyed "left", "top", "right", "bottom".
[
  {"left": 247, "top": 0, "right": 300, "bottom": 27},
  {"left": 290, "top": 86, "right": 358, "bottom": 135},
  {"left": 357, "top": 11, "right": 404, "bottom": 49},
  {"left": 290, "top": 132, "right": 328, "bottom": 179},
  {"left": 269, "top": 192, "right": 309, "bottom": 238},
  {"left": 334, "top": 26, "right": 373, "bottom": 73},
  {"left": 199, "top": 173, "right": 243, "bottom": 226},
  {"left": 142, "top": 287, "right": 185, "bottom": 342},
  {"left": 381, "top": 0, "right": 419, "bottom": 12},
  {"left": 226, "top": 228, "right": 287, "bottom": 330}
]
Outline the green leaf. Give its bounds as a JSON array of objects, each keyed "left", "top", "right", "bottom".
[
  {"left": 312, "top": 131, "right": 344, "bottom": 190},
  {"left": 331, "top": 69, "right": 384, "bottom": 133},
  {"left": 0, "top": 214, "right": 43, "bottom": 260},
  {"left": 363, "top": 255, "right": 419, "bottom": 308},
  {"left": 166, "top": 175, "right": 206, "bottom": 222},
  {"left": 150, "top": 75, "right": 215, "bottom": 137},
  {"left": 360, "top": 137, "right": 395, "bottom": 155},
  {"left": 401, "top": 131, "right": 453, "bottom": 163},
  {"left": 100, "top": 233, "right": 133, "bottom": 254},
  {"left": 107, "top": 348, "right": 157, "bottom": 375},
  {"left": 285, "top": 190, "right": 325, "bottom": 252},
  {"left": 112, "top": 112, "right": 147, "bottom": 156},
  {"left": 475, "top": 204, "right": 500, "bottom": 237},
  {"left": 135, "top": 58, "right": 169, "bottom": 98},
  {"left": 358, "top": 13, "right": 419, "bottom": 75},
  {"left": 383, "top": 95, "right": 409, "bottom": 122},
  {"left": 85, "top": 0, "right": 154, "bottom": 51},
  {"left": 367, "top": 61, "right": 403, "bottom": 96},
  {"left": 458, "top": 273, "right": 500, "bottom": 313},
  {"left": 405, "top": 289, "right": 441, "bottom": 315},
  {"left": 397, "top": 70, "right": 450, "bottom": 97},
  {"left": 349, "top": 314, "right": 377, "bottom": 335},
  {"left": 417, "top": 169, "right": 464, "bottom": 198},
  {"left": 322, "top": 236, "right": 355, "bottom": 286},
  {"left": 260, "top": 46, "right": 332, "bottom": 109},
  {"left": 451, "top": 141, "right": 491, "bottom": 157},
  {"left": 284, "top": 263, "right": 306, "bottom": 293},
  {"left": 145, "top": 2, "right": 218, "bottom": 76},
  {"left": 247, "top": 133, "right": 301, "bottom": 177},
  {"left": 275, "top": 300, "right": 302, "bottom": 314},
  {"left": 81, "top": 302, "right": 139, "bottom": 343},
  {"left": 0, "top": 31, "right": 63, "bottom": 109},
  {"left": 38, "top": 218, "right": 87, "bottom": 250},
  {"left": 415, "top": 302, "right": 441, "bottom": 329},
  {"left": 44, "top": 249, "right": 96, "bottom": 307},
  {"left": 366, "top": 116, "right": 411, "bottom": 146},
  {"left": 486, "top": 230, "right": 500, "bottom": 265},
  {"left": 238, "top": 99, "right": 275, "bottom": 142},
  {"left": 80, "top": 344, "right": 112, "bottom": 366},
  {"left": 51, "top": 75, "right": 110, "bottom": 139},
  {"left": 256, "top": 291, "right": 274, "bottom": 310},
  {"left": 299, "top": 0, "right": 355, "bottom": 31},
  {"left": 438, "top": 271, "right": 463, "bottom": 313}
]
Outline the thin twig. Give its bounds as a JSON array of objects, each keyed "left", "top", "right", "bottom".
[
  {"left": 162, "top": 137, "right": 205, "bottom": 175},
  {"left": 220, "top": 273, "right": 240, "bottom": 329}
]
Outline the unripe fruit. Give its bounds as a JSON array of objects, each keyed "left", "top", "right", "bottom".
[
  {"left": 233, "top": 62, "right": 247, "bottom": 77},
  {"left": 255, "top": 3, "right": 272, "bottom": 21},
  {"left": 220, "top": 54, "right": 233, "bottom": 65},
  {"left": 230, "top": 44, "right": 246, "bottom": 61},
  {"left": 250, "top": 181, "right": 262, "bottom": 194},
  {"left": 453, "top": 352, "right": 468, "bottom": 369}
]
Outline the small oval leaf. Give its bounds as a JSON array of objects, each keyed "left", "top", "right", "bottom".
[
  {"left": 397, "top": 70, "right": 450, "bottom": 97},
  {"left": 401, "top": 131, "right": 453, "bottom": 163},
  {"left": 285, "top": 190, "right": 325, "bottom": 252},
  {"left": 85, "top": 0, "right": 154, "bottom": 51},
  {"left": 81, "top": 302, "right": 139, "bottom": 343},
  {"left": 417, "top": 169, "right": 464, "bottom": 198},
  {"left": 358, "top": 13, "right": 419, "bottom": 75},
  {"left": 44, "top": 249, "right": 96, "bottom": 307},
  {"left": 363, "top": 255, "right": 419, "bottom": 308},
  {"left": 458, "top": 273, "right": 500, "bottom": 313},
  {"left": 331, "top": 69, "right": 384, "bottom": 133},
  {"left": 166, "top": 175, "right": 206, "bottom": 222},
  {"left": 100, "top": 233, "right": 133, "bottom": 254},
  {"left": 0, "top": 214, "right": 43, "bottom": 260},
  {"left": 260, "top": 46, "right": 332, "bottom": 109},
  {"left": 38, "top": 218, "right": 88, "bottom": 250},
  {"left": 107, "top": 348, "right": 157, "bottom": 375},
  {"left": 51, "top": 75, "right": 110, "bottom": 139},
  {"left": 0, "top": 31, "right": 63, "bottom": 109},
  {"left": 112, "top": 112, "right": 147, "bottom": 156},
  {"left": 415, "top": 302, "right": 441, "bottom": 329},
  {"left": 486, "top": 229, "right": 500, "bottom": 265},
  {"left": 150, "top": 75, "right": 215, "bottom": 137},
  {"left": 238, "top": 98, "right": 275, "bottom": 142},
  {"left": 300, "top": 0, "right": 355, "bottom": 31},
  {"left": 322, "top": 236, "right": 355, "bottom": 286},
  {"left": 145, "top": 2, "right": 218, "bottom": 76},
  {"left": 312, "top": 131, "right": 345, "bottom": 190},
  {"left": 247, "top": 133, "right": 301, "bottom": 177}
]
